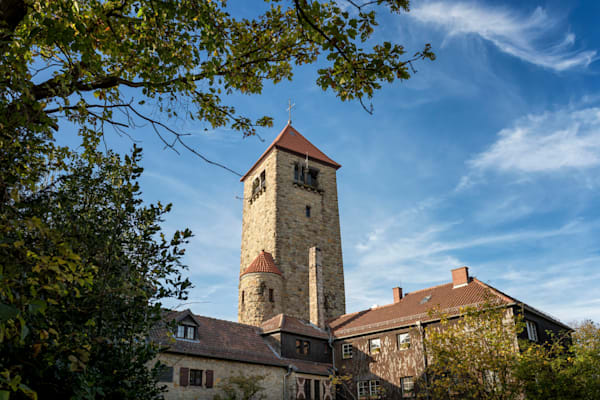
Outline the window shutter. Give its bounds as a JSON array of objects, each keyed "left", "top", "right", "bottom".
[
  {"left": 179, "top": 367, "right": 189, "bottom": 386},
  {"left": 205, "top": 370, "right": 214, "bottom": 388}
]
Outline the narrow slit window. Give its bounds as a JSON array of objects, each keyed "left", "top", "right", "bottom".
[
  {"left": 269, "top": 288, "right": 274, "bottom": 302},
  {"left": 306, "top": 205, "right": 311, "bottom": 217},
  {"left": 241, "top": 290, "right": 245, "bottom": 304}
]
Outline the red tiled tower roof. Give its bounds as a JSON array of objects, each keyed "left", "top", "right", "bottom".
[
  {"left": 240, "top": 123, "right": 341, "bottom": 181},
  {"left": 240, "top": 251, "right": 283, "bottom": 277}
]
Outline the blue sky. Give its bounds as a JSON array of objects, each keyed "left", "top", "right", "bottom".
[{"left": 65, "top": 0, "right": 600, "bottom": 324}]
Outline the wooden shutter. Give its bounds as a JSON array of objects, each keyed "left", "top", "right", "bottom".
[
  {"left": 205, "top": 370, "right": 214, "bottom": 388},
  {"left": 179, "top": 367, "right": 189, "bottom": 386}
]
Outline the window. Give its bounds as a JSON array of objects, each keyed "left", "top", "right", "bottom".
[
  {"left": 342, "top": 343, "right": 353, "bottom": 359},
  {"left": 357, "top": 381, "right": 369, "bottom": 399},
  {"left": 294, "top": 163, "right": 319, "bottom": 189},
  {"left": 314, "top": 379, "right": 321, "bottom": 400},
  {"left": 397, "top": 333, "right": 410, "bottom": 350},
  {"left": 269, "top": 288, "right": 274, "bottom": 302},
  {"left": 190, "top": 369, "right": 203, "bottom": 386},
  {"left": 241, "top": 290, "right": 245, "bottom": 304},
  {"left": 358, "top": 380, "right": 381, "bottom": 399},
  {"left": 296, "top": 339, "right": 310, "bottom": 355},
  {"left": 260, "top": 170, "right": 266, "bottom": 189},
  {"left": 401, "top": 377, "right": 415, "bottom": 398},
  {"left": 251, "top": 170, "right": 266, "bottom": 196},
  {"left": 158, "top": 366, "right": 173, "bottom": 382},
  {"left": 305, "top": 205, "right": 311, "bottom": 217},
  {"left": 369, "top": 380, "right": 381, "bottom": 398},
  {"left": 369, "top": 338, "right": 381, "bottom": 354},
  {"left": 306, "top": 168, "right": 319, "bottom": 187},
  {"left": 526, "top": 320, "right": 538, "bottom": 342},
  {"left": 176, "top": 324, "right": 197, "bottom": 340}
]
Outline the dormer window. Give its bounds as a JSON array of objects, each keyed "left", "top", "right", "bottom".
[
  {"left": 176, "top": 324, "right": 197, "bottom": 340},
  {"left": 294, "top": 163, "right": 319, "bottom": 189}
]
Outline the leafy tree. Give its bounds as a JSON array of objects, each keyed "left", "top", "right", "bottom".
[
  {"left": 516, "top": 320, "right": 600, "bottom": 400},
  {"left": 1, "top": 0, "right": 434, "bottom": 174},
  {"left": 420, "top": 302, "right": 524, "bottom": 400},
  {"left": 1, "top": 1, "right": 434, "bottom": 398},
  {"left": 212, "top": 374, "right": 266, "bottom": 400},
  {"left": 0, "top": 144, "right": 191, "bottom": 399}
]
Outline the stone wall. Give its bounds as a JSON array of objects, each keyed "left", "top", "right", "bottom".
[
  {"left": 158, "top": 353, "right": 285, "bottom": 400},
  {"left": 158, "top": 353, "right": 329, "bottom": 400},
  {"left": 274, "top": 149, "right": 345, "bottom": 322},
  {"left": 239, "top": 147, "right": 346, "bottom": 326},
  {"left": 238, "top": 272, "right": 284, "bottom": 326}
]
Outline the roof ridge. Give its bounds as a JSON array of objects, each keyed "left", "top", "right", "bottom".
[
  {"left": 404, "top": 281, "right": 453, "bottom": 296},
  {"left": 471, "top": 278, "right": 515, "bottom": 303}
]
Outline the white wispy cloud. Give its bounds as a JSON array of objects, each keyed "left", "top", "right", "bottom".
[
  {"left": 346, "top": 208, "right": 600, "bottom": 321},
  {"left": 468, "top": 106, "right": 600, "bottom": 175},
  {"left": 410, "top": 2, "right": 596, "bottom": 71}
]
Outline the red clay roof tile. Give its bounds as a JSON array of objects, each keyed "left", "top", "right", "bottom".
[
  {"left": 328, "top": 278, "right": 516, "bottom": 338},
  {"left": 241, "top": 123, "right": 341, "bottom": 181},
  {"left": 151, "top": 310, "right": 331, "bottom": 376},
  {"left": 261, "top": 313, "right": 329, "bottom": 339},
  {"left": 241, "top": 251, "right": 283, "bottom": 277}
]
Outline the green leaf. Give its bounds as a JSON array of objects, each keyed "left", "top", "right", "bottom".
[{"left": 0, "top": 304, "right": 19, "bottom": 321}]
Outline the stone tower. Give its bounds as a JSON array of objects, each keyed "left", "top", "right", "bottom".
[{"left": 238, "top": 123, "right": 346, "bottom": 326}]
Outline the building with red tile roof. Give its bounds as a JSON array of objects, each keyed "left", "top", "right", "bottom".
[{"left": 155, "top": 125, "right": 571, "bottom": 400}]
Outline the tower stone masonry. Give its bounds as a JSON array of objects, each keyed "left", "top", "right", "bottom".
[{"left": 238, "top": 123, "right": 346, "bottom": 326}]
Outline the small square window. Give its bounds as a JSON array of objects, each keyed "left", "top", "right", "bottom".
[
  {"left": 398, "top": 333, "right": 410, "bottom": 350},
  {"left": 342, "top": 343, "right": 353, "bottom": 359},
  {"left": 369, "top": 338, "right": 381, "bottom": 354},
  {"left": 526, "top": 320, "right": 538, "bottom": 342},
  {"left": 401, "top": 377, "right": 415, "bottom": 398},
  {"left": 158, "top": 366, "right": 173, "bottom": 383},
  {"left": 357, "top": 381, "right": 369, "bottom": 399},
  {"left": 190, "top": 369, "right": 203, "bottom": 386},
  {"left": 296, "top": 339, "right": 310, "bottom": 355},
  {"left": 303, "top": 341, "right": 310, "bottom": 355},
  {"left": 186, "top": 326, "right": 196, "bottom": 340},
  {"left": 369, "top": 380, "right": 381, "bottom": 397}
]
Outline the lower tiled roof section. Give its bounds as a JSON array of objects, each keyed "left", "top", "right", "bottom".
[
  {"left": 329, "top": 278, "right": 516, "bottom": 338},
  {"left": 261, "top": 313, "right": 329, "bottom": 339},
  {"left": 241, "top": 251, "right": 283, "bottom": 277},
  {"left": 151, "top": 310, "right": 331, "bottom": 376}
]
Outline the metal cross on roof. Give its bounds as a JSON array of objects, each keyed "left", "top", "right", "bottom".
[{"left": 286, "top": 98, "right": 296, "bottom": 124}]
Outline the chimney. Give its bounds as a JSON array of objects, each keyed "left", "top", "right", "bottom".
[
  {"left": 452, "top": 266, "right": 469, "bottom": 288},
  {"left": 309, "top": 247, "right": 325, "bottom": 328},
  {"left": 393, "top": 287, "right": 403, "bottom": 303}
]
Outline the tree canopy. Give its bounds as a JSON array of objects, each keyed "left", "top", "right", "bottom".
[
  {"left": 1, "top": 0, "right": 434, "bottom": 174},
  {"left": 0, "top": 1, "right": 434, "bottom": 398}
]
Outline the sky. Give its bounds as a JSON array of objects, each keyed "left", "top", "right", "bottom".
[{"left": 62, "top": 0, "right": 600, "bottom": 324}]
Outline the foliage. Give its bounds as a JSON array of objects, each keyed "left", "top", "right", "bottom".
[
  {"left": 212, "top": 374, "right": 267, "bottom": 400},
  {"left": 516, "top": 320, "right": 600, "bottom": 400},
  {"left": 0, "top": 144, "right": 192, "bottom": 398},
  {"left": 420, "top": 302, "right": 524, "bottom": 400},
  {"left": 1, "top": 1, "right": 435, "bottom": 398},
  {"left": 1, "top": 0, "right": 434, "bottom": 173}
]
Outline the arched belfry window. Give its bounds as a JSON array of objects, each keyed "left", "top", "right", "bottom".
[
  {"left": 294, "top": 163, "right": 319, "bottom": 189},
  {"left": 251, "top": 170, "right": 266, "bottom": 197}
]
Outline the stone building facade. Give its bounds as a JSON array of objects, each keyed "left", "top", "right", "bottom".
[
  {"left": 238, "top": 124, "right": 345, "bottom": 326},
  {"left": 153, "top": 124, "right": 572, "bottom": 400},
  {"left": 152, "top": 310, "right": 334, "bottom": 400}
]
